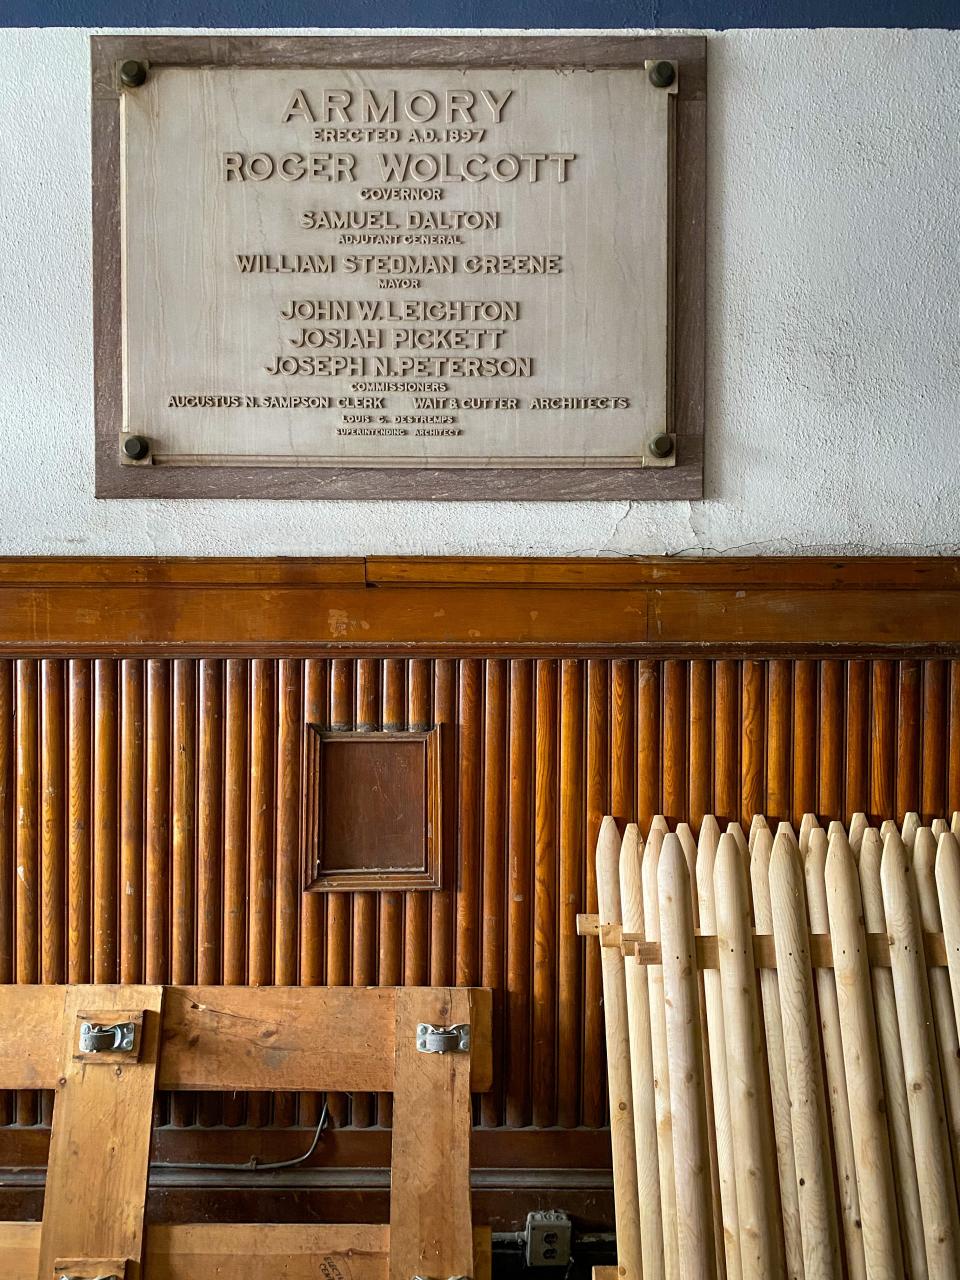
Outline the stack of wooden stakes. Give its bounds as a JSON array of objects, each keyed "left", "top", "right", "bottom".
[{"left": 578, "top": 810, "right": 960, "bottom": 1280}]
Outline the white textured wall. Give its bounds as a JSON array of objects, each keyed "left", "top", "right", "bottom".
[{"left": 0, "top": 27, "right": 957, "bottom": 556}]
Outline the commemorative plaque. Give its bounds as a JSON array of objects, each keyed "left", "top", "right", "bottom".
[{"left": 92, "top": 37, "right": 705, "bottom": 498}]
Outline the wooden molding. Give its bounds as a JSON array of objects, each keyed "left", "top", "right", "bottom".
[
  {"left": 0, "top": 556, "right": 958, "bottom": 652},
  {"left": 302, "top": 727, "right": 443, "bottom": 892}
]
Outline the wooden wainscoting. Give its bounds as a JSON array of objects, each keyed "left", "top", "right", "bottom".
[{"left": 0, "top": 556, "right": 958, "bottom": 1227}]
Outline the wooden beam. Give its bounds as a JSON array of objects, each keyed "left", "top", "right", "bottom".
[
  {"left": 38, "top": 985, "right": 163, "bottom": 1280},
  {"left": 389, "top": 988, "right": 477, "bottom": 1280},
  {"left": 0, "top": 986, "right": 492, "bottom": 1094},
  {"left": 577, "top": 913, "right": 949, "bottom": 969},
  {"left": 0, "top": 1224, "right": 493, "bottom": 1280}
]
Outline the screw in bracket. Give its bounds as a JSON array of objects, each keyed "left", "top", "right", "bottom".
[
  {"left": 648, "top": 60, "right": 676, "bottom": 89},
  {"left": 122, "top": 434, "right": 151, "bottom": 462},
  {"left": 649, "top": 433, "right": 675, "bottom": 459},
  {"left": 119, "top": 59, "right": 148, "bottom": 88}
]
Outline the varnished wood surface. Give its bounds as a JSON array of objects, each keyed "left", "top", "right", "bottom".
[
  {"left": 0, "top": 557, "right": 959, "bottom": 651},
  {"left": 2, "top": 648, "right": 960, "bottom": 1139},
  {"left": 0, "top": 554, "right": 959, "bottom": 1222}
]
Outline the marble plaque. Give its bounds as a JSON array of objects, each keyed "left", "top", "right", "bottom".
[{"left": 119, "top": 62, "right": 675, "bottom": 473}]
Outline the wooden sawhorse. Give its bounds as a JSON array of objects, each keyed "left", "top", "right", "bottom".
[{"left": 0, "top": 984, "right": 491, "bottom": 1280}]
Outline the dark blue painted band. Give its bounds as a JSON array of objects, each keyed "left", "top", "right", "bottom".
[{"left": 4, "top": 0, "right": 960, "bottom": 27}]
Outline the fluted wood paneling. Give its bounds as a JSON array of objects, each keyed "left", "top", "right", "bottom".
[{"left": 3, "top": 655, "right": 960, "bottom": 1133}]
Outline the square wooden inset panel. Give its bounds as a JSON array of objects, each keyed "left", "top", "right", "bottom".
[{"left": 302, "top": 727, "right": 442, "bottom": 892}]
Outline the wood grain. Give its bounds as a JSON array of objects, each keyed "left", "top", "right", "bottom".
[
  {"left": 824, "top": 834, "right": 901, "bottom": 1278},
  {"left": 882, "top": 833, "right": 960, "bottom": 1273},
  {"left": 388, "top": 988, "right": 477, "bottom": 1280},
  {"left": 714, "top": 834, "right": 781, "bottom": 1280},
  {"left": 620, "top": 823, "right": 665, "bottom": 1280},
  {"left": 38, "top": 985, "right": 163, "bottom": 1280},
  {"left": 769, "top": 837, "right": 841, "bottom": 1279},
  {"left": 596, "top": 819, "right": 643, "bottom": 1280},
  {"left": 660, "top": 833, "right": 715, "bottom": 1278}
]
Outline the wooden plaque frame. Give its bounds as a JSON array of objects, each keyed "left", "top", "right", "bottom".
[
  {"left": 91, "top": 34, "right": 706, "bottom": 501},
  {"left": 302, "top": 726, "right": 443, "bottom": 891}
]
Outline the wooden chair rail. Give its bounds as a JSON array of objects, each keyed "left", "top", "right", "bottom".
[{"left": 1, "top": 555, "right": 959, "bottom": 651}]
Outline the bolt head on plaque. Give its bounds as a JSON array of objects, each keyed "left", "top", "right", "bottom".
[
  {"left": 649, "top": 433, "right": 675, "bottom": 459},
  {"left": 648, "top": 60, "right": 676, "bottom": 89},
  {"left": 122, "top": 434, "right": 151, "bottom": 461},
  {"left": 119, "top": 59, "right": 148, "bottom": 88}
]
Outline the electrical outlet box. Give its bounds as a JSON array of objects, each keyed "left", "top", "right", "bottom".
[{"left": 524, "top": 1210, "right": 572, "bottom": 1267}]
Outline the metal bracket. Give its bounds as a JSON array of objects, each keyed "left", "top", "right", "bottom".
[
  {"left": 78, "top": 1021, "right": 136, "bottom": 1054},
  {"left": 416, "top": 1023, "right": 470, "bottom": 1054}
]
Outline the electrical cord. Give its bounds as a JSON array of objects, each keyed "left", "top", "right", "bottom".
[{"left": 150, "top": 1098, "right": 329, "bottom": 1174}]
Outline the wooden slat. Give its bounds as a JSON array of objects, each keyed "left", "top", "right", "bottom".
[
  {"left": 689, "top": 661, "right": 712, "bottom": 830},
  {"left": 557, "top": 659, "right": 583, "bottom": 1130},
  {"left": 663, "top": 661, "right": 688, "bottom": 826},
  {"left": 578, "top": 913, "right": 948, "bottom": 972},
  {"left": 765, "top": 660, "right": 791, "bottom": 826},
  {"left": 714, "top": 660, "right": 739, "bottom": 826},
  {"left": 388, "top": 988, "right": 476, "bottom": 1280},
  {"left": 749, "top": 831, "right": 803, "bottom": 1279},
  {"left": 912, "top": 827, "right": 960, "bottom": 1192},
  {"left": 533, "top": 659, "right": 559, "bottom": 1128},
  {"left": 922, "top": 661, "right": 948, "bottom": 822},
  {"left": 119, "top": 660, "right": 144, "bottom": 987},
  {"left": 636, "top": 659, "right": 661, "bottom": 838},
  {"left": 824, "top": 833, "right": 901, "bottom": 1275},
  {"left": 221, "top": 658, "right": 248, "bottom": 1127},
  {"left": 431, "top": 659, "right": 455, "bottom": 989},
  {"left": 769, "top": 837, "right": 841, "bottom": 1278},
  {"left": 792, "top": 660, "right": 817, "bottom": 825},
  {"left": 0, "top": 1223, "right": 493, "bottom": 1280},
  {"left": 740, "top": 661, "right": 764, "bottom": 831},
  {"left": 0, "top": 663, "right": 11, "bottom": 1126},
  {"left": 506, "top": 659, "right": 533, "bottom": 1128},
  {"left": 804, "top": 828, "right": 866, "bottom": 1280},
  {"left": 480, "top": 659, "right": 507, "bottom": 1129},
  {"left": 696, "top": 817, "right": 740, "bottom": 1280},
  {"left": 714, "top": 834, "right": 781, "bottom": 1279},
  {"left": 15, "top": 660, "right": 38, "bottom": 1125},
  {"left": 38, "top": 984, "right": 163, "bottom": 1280},
  {"left": 352, "top": 656, "right": 380, "bottom": 1129},
  {"left": 299, "top": 658, "right": 328, "bottom": 1130},
  {"left": 660, "top": 833, "right": 715, "bottom": 1278},
  {"left": 596, "top": 818, "right": 643, "bottom": 1280},
  {"left": 859, "top": 827, "right": 927, "bottom": 1279},
  {"left": 871, "top": 660, "right": 897, "bottom": 823},
  {"left": 620, "top": 823, "right": 665, "bottom": 1280},
  {"left": 643, "top": 824, "right": 681, "bottom": 1279},
  {"left": 377, "top": 658, "right": 405, "bottom": 1129},
  {"left": 896, "top": 660, "right": 921, "bottom": 823},
  {"left": 0, "top": 985, "right": 492, "bottom": 1094},
  {"left": 882, "top": 832, "right": 960, "bottom": 1272},
  {"left": 275, "top": 658, "right": 302, "bottom": 1128},
  {"left": 582, "top": 660, "right": 609, "bottom": 1129}
]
